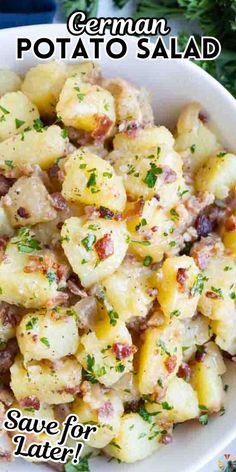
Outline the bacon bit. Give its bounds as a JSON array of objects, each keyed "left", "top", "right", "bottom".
[
  {"left": 206, "top": 291, "right": 221, "bottom": 299},
  {"left": 176, "top": 268, "right": 187, "bottom": 291},
  {"left": 98, "top": 206, "right": 114, "bottom": 220},
  {"left": 54, "top": 404, "right": 71, "bottom": 423},
  {"left": 49, "top": 163, "right": 60, "bottom": 178},
  {"left": 67, "top": 273, "right": 88, "bottom": 298},
  {"left": 0, "top": 449, "right": 12, "bottom": 462},
  {"left": 112, "top": 342, "right": 135, "bottom": 360},
  {"left": 177, "top": 362, "right": 191, "bottom": 382},
  {"left": 64, "top": 386, "right": 80, "bottom": 395},
  {"left": 32, "top": 334, "right": 38, "bottom": 343},
  {"left": 92, "top": 115, "right": 113, "bottom": 141},
  {"left": 98, "top": 401, "right": 114, "bottom": 423},
  {"left": 195, "top": 213, "right": 215, "bottom": 237},
  {"left": 0, "top": 339, "right": 18, "bottom": 374},
  {"left": 84, "top": 205, "right": 100, "bottom": 220},
  {"left": 24, "top": 255, "right": 67, "bottom": 283},
  {"left": 160, "top": 434, "right": 173, "bottom": 445},
  {"left": 154, "top": 194, "right": 160, "bottom": 201},
  {"left": 162, "top": 166, "right": 177, "bottom": 184},
  {"left": 195, "top": 345, "right": 208, "bottom": 362},
  {"left": 0, "top": 387, "right": 14, "bottom": 406},
  {"left": 17, "top": 207, "right": 30, "bottom": 219},
  {"left": 125, "top": 400, "right": 140, "bottom": 413},
  {"left": 79, "top": 381, "right": 91, "bottom": 396},
  {"left": 0, "top": 303, "right": 19, "bottom": 327},
  {"left": 124, "top": 199, "right": 145, "bottom": 221},
  {"left": 0, "top": 237, "right": 8, "bottom": 251},
  {"left": 198, "top": 111, "right": 208, "bottom": 123},
  {"left": 68, "top": 126, "right": 92, "bottom": 146},
  {"left": 190, "top": 235, "right": 224, "bottom": 270},
  {"left": 225, "top": 215, "right": 236, "bottom": 231},
  {"left": 165, "top": 355, "right": 177, "bottom": 373},
  {"left": 51, "top": 193, "right": 68, "bottom": 211},
  {"left": 19, "top": 396, "right": 40, "bottom": 411},
  {"left": 151, "top": 226, "right": 158, "bottom": 232},
  {"left": 47, "top": 292, "right": 69, "bottom": 307},
  {"left": 94, "top": 233, "right": 114, "bottom": 261},
  {"left": 0, "top": 174, "right": 14, "bottom": 197}
]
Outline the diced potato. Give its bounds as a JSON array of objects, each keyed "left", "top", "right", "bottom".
[
  {"left": 76, "top": 303, "right": 134, "bottom": 387},
  {"left": 56, "top": 76, "right": 115, "bottom": 137},
  {"left": 101, "top": 258, "right": 155, "bottom": 322},
  {"left": 195, "top": 153, "right": 236, "bottom": 199},
  {"left": 191, "top": 341, "right": 226, "bottom": 412},
  {"left": 104, "top": 413, "right": 161, "bottom": 463},
  {"left": 72, "top": 386, "right": 124, "bottom": 448},
  {"left": 0, "top": 205, "right": 13, "bottom": 237},
  {"left": 181, "top": 315, "right": 211, "bottom": 362},
  {"left": 156, "top": 255, "right": 201, "bottom": 320},
  {"left": 126, "top": 199, "right": 179, "bottom": 263},
  {"left": 0, "top": 92, "right": 39, "bottom": 142},
  {"left": 198, "top": 256, "right": 236, "bottom": 321},
  {"left": 211, "top": 312, "right": 236, "bottom": 355},
  {"left": 138, "top": 320, "right": 183, "bottom": 394},
  {"left": 21, "top": 61, "right": 67, "bottom": 119},
  {"left": 146, "top": 376, "right": 199, "bottom": 423},
  {"left": 17, "top": 307, "right": 79, "bottom": 362},
  {"left": 61, "top": 216, "right": 128, "bottom": 287},
  {"left": 0, "top": 235, "right": 64, "bottom": 308},
  {"left": 10, "top": 355, "right": 81, "bottom": 404},
  {"left": 0, "top": 69, "right": 22, "bottom": 97},
  {"left": 62, "top": 148, "right": 126, "bottom": 212},
  {"left": 0, "top": 125, "right": 68, "bottom": 172},
  {"left": 67, "top": 61, "right": 101, "bottom": 84},
  {"left": 175, "top": 102, "right": 220, "bottom": 173},
  {"left": 103, "top": 78, "right": 153, "bottom": 127},
  {"left": 112, "top": 372, "right": 140, "bottom": 404},
  {"left": 3, "top": 175, "right": 57, "bottom": 227},
  {"left": 111, "top": 126, "right": 184, "bottom": 205}
]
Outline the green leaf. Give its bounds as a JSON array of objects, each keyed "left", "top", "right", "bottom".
[
  {"left": 0, "top": 105, "right": 10, "bottom": 115},
  {"left": 191, "top": 273, "right": 208, "bottom": 296},
  {"left": 40, "top": 337, "right": 50, "bottom": 348},
  {"left": 143, "top": 163, "right": 162, "bottom": 188},
  {"left": 137, "top": 405, "right": 160, "bottom": 423},
  {"left": 108, "top": 310, "right": 119, "bottom": 326},
  {"left": 65, "top": 453, "right": 92, "bottom": 472},
  {"left": 15, "top": 118, "right": 25, "bottom": 129},
  {"left": 13, "top": 227, "right": 41, "bottom": 253},
  {"left": 81, "top": 233, "right": 96, "bottom": 251},
  {"left": 25, "top": 317, "right": 38, "bottom": 331},
  {"left": 143, "top": 255, "right": 153, "bottom": 266},
  {"left": 33, "top": 118, "right": 44, "bottom": 132},
  {"left": 199, "top": 413, "right": 208, "bottom": 425}
]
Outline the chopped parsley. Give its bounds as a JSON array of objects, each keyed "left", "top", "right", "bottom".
[
  {"left": 86, "top": 354, "right": 106, "bottom": 384},
  {"left": 170, "top": 309, "right": 181, "bottom": 318},
  {"left": 191, "top": 273, "right": 208, "bottom": 296},
  {"left": 87, "top": 171, "right": 97, "bottom": 189},
  {"left": 13, "top": 227, "right": 41, "bottom": 253},
  {"left": 116, "top": 363, "right": 125, "bottom": 373},
  {"left": 103, "top": 172, "right": 112, "bottom": 178},
  {"left": 131, "top": 239, "right": 151, "bottom": 246},
  {"left": 156, "top": 339, "right": 171, "bottom": 356},
  {"left": 25, "top": 317, "right": 38, "bottom": 331},
  {"left": 135, "top": 218, "right": 147, "bottom": 232},
  {"left": 143, "top": 163, "right": 162, "bottom": 188},
  {"left": 108, "top": 310, "right": 119, "bottom": 326},
  {"left": 61, "top": 128, "right": 68, "bottom": 139},
  {"left": 15, "top": 118, "right": 25, "bottom": 129},
  {"left": 217, "top": 151, "right": 227, "bottom": 158},
  {"left": 4, "top": 160, "right": 13, "bottom": 169},
  {"left": 199, "top": 413, "right": 208, "bottom": 425},
  {"left": 143, "top": 255, "right": 153, "bottom": 266},
  {"left": 65, "top": 453, "right": 92, "bottom": 472},
  {"left": 190, "top": 144, "right": 196, "bottom": 153},
  {"left": 161, "top": 402, "right": 173, "bottom": 410},
  {"left": 33, "top": 118, "right": 44, "bottom": 132},
  {"left": 40, "top": 337, "right": 50, "bottom": 348},
  {"left": 74, "top": 86, "right": 86, "bottom": 101},
  {"left": 81, "top": 233, "right": 96, "bottom": 251},
  {"left": 137, "top": 405, "right": 160, "bottom": 423},
  {"left": 230, "top": 292, "right": 236, "bottom": 299},
  {"left": 169, "top": 208, "right": 179, "bottom": 222},
  {"left": 0, "top": 105, "right": 10, "bottom": 115},
  {"left": 211, "top": 286, "right": 223, "bottom": 298},
  {"left": 46, "top": 270, "right": 57, "bottom": 286}
]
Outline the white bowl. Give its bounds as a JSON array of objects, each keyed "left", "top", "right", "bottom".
[{"left": 1, "top": 23, "right": 236, "bottom": 472}]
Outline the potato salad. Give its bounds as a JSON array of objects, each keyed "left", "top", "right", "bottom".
[{"left": 0, "top": 61, "right": 235, "bottom": 467}]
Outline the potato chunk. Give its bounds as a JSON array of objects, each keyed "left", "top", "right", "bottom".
[
  {"left": 138, "top": 321, "right": 183, "bottom": 394},
  {"left": 0, "top": 205, "right": 13, "bottom": 237},
  {"left": 104, "top": 413, "right": 161, "bottom": 463},
  {"left": 21, "top": 61, "right": 67, "bottom": 119},
  {"left": 111, "top": 126, "right": 184, "bottom": 205},
  {"left": 211, "top": 311, "right": 236, "bottom": 355},
  {"left": 61, "top": 216, "right": 128, "bottom": 287},
  {"left": 101, "top": 258, "right": 155, "bottom": 322},
  {"left": 0, "top": 234, "right": 64, "bottom": 308},
  {"left": 146, "top": 376, "right": 199, "bottom": 423},
  {"left": 0, "top": 69, "right": 22, "bottom": 97},
  {"left": 175, "top": 102, "right": 220, "bottom": 173},
  {"left": 56, "top": 76, "right": 115, "bottom": 138},
  {"left": 72, "top": 386, "right": 124, "bottom": 448},
  {"left": 126, "top": 199, "right": 179, "bottom": 263},
  {"left": 0, "top": 92, "right": 39, "bottom": 142},
  {"left": 156, "top": 255, "right": 201, "bottom": 320},
  {"left": 3, "top": 175, "right": 57, "bottom": 227},
  {"left": 198, "top": 256, "right": 236, "bottom": 321},
  {"left": 195, "top": 153, "right": 236, "bottom": 199},
  {"left": 17, "top": 308, "right": 79, "bottom": 362},
  {"left": 76, "top": 303, "right": 134, "bottom": 387},
  {"left": 190, "top": 341, "right": 226, "bottom": 412},
  {"left": 181, "top": 315, "right": 211, "bottom": 361},
  {"left": 62, "top": 148, "right": 126, "bottom": 211},
  {"left": 10, "top": 355, "right": 81, "bottom": 404},
  {"left": 0, "top": 125, "right": 68, "bottom": 172},
  {"left": 67, "top": 61, "right": 101, "bottom": 84}
]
